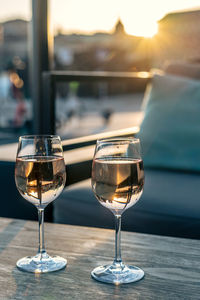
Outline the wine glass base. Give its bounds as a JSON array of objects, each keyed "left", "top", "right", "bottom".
[
  {"left": 91, "top": 264, "right": 144, "bottom": 284},
  {"left": 16, "top": 253, "right": 67, "bottom": 273}
]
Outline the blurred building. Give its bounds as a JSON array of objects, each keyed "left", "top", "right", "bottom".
[
  {"left": 0, "top": 19, "right": 28, "bottom": 70},
  {"left": 154, "top": 9, "right": 200, "bottom": 66},
  {"left": 54, "top": 19, "right": 148, "bottom": 72},
  {"left": 1, "top": 11, "right": 200, "bottom": 74}
]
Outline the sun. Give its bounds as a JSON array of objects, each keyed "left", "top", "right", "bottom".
[
  {"left": 125, "top": 21, "right": 158, "bottom": 38},
  {"left": 139, "top": 22, "right": 158, "bottom": 38}
]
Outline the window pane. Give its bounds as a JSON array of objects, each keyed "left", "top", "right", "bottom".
[
  {"left": 55, "top": 80, "right": 144, "bottom": 140},
  {"left": 51, "top": 0, "right": 200, "bottom": 139},
  {"left": 0, "top": 0, "right": 32, "bottom": 144}
]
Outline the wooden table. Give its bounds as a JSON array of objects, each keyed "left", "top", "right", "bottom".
[{"left": 0, "top": 217, "right": 200, "bottom": 300}]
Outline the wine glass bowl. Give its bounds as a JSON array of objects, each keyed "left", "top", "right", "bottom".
[
  {"left": 91, "top": 138, "right": 145, "bottom": 284},
  {"left": 15, "top": 155, "right": 66, "bottom": 208},
  {"left": 15, "top": 135, "right": 67, "bottom": 273}
]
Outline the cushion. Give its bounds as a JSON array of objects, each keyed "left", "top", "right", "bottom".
[
  {"left": 138, "top": 73, "right": 200, "bottom": 171},
  {"left": 54, "top": 172, "right": 200, "bottom": 238}
]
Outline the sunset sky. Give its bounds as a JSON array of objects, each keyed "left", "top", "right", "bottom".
[{"left": 0, "top": 0, "right": 200, "bottom": 37}]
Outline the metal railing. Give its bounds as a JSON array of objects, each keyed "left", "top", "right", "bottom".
[{"left": 42, "top": 70, "right": 151, "bottom": 135}]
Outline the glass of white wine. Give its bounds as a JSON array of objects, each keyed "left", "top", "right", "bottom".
[
  {"left": 15, "top": 135, "right": 67, "bottom": 273},
  {"left": 91, "top": 138, "right": 145, "bottom": 284}
]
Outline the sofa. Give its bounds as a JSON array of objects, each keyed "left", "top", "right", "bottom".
[{"left": 54, "top": 64, "right": 200, "bottom": 239}]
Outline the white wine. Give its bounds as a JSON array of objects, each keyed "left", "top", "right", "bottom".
[
  {"left": 92, "top": 157, "right": 144, "bottom": 214},
  {"left": 15, "top": 156, "right": 66, "bottom": 208}
]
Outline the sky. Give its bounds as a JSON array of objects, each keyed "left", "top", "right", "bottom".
[{"left": 0, "top": 0, "right": 200, "bottom": 37}]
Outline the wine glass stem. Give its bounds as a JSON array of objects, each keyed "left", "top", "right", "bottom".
[
  {"left": 113, "top": 214, "right": 122, "bottom": 266},
  {"left": 38, "top": 208, "right": 46, "bottom": 256}
]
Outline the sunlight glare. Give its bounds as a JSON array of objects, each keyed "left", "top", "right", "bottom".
[{"left": 125, "top": 21, "right": 158, "bottom": 38}]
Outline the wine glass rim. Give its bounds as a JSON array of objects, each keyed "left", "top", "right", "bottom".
[
  {"left": 19, "top": 135, "right": 61, "bottom": 140},
  {"left": 97, "top": 137, "right": 140, "bottom": 144}
]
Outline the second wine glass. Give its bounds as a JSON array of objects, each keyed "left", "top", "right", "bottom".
[
  {"left": 15, "top": 135, "right": 67, "bottom": 273},
  {"left": 91, "top": 138, "right": 145, "bottom": 284}
]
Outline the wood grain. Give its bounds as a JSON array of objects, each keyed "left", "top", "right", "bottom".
[{"left": 0, "top": 217, "right": 200, "bottom": 299}]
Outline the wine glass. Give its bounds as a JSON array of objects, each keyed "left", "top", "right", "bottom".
[
  {"left": 91, "top": 138, "right": 145, "bottom": 284},
  {"left": 15, "top": 135, "right": 67, "bottom": 273}
]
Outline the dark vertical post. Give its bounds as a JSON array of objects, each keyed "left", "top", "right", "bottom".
[
  {"left": 42, "top": 72, "right": 56, "bottom": 134},
  {"left": 31, "top": 1, "right": 54, "bottom": 221},
  {"left": 31, "top": 0, "right": 53, "bottom": 134}
]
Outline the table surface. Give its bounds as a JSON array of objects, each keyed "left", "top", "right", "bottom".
[{"left": 0, "top": 217, "right": 200, "bottom": 300}]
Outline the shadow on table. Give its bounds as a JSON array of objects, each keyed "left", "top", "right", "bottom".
[
  {"left": 9, "top": 268, "right": 69, "bottom": 300},
  {"left": 0, "top": 220, "right": 26, "bottom": 254}
]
